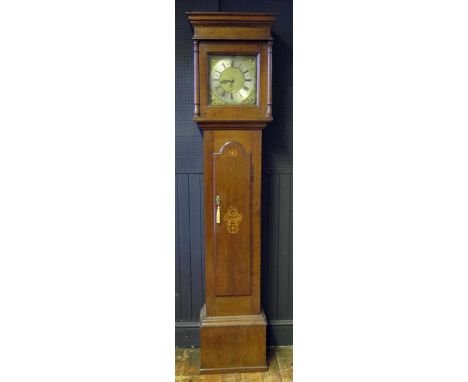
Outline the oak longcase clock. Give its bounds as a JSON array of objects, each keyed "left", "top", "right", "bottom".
[{"left": 187, "top": 12, "right": 277, "bottom": 374}]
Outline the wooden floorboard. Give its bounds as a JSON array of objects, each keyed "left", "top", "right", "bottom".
[{"left": 175, "top": 346, "right": 293, "bottom": 381}]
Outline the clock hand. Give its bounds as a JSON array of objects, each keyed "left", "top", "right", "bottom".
[{"left": 220, "top": 79, "right": 235, "bottom": 85}]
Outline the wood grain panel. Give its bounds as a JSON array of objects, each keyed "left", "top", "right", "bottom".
[
  {"left": 213, "top": 141, "right": 252, "bottom": 296},
  {"left": 215, "top": 296, "right": 251, "bottom": 316},
  {"left": 193, "top": 26, "right": 272, "bottom": 41},
  {"left": 200, "top": 326, "right": 266, "bottom": 370}
]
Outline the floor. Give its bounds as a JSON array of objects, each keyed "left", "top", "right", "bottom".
[{"left": 175, "top": 346, "right": 293, "bottom": 381}]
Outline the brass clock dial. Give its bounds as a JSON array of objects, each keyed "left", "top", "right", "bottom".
[{"left": 209, "top": 55, "right": 257, "bottom": 105}]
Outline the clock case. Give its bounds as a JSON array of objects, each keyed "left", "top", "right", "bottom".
[
  {"left": 187, "top": 12, "right": 277, "bottom": 374},
  {"left": 189, "top": 12, "right": 275, "bottom": 124}
]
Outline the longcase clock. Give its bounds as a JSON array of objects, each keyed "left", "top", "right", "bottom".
[{"left": 187, "top": 12, "right": 277, "bottom": 374}]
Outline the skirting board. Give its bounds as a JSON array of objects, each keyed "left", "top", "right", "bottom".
[{"left": 175, "top": 320, "right": 292, "bottom": 348}]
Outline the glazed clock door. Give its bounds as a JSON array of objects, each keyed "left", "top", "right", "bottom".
[{"left": 213, "top": 141, "right": 252, "bottom": 298}]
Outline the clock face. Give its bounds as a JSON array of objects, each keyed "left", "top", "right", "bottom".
[{"left": 209, "top": 55, "right": 257, "bottom": 105}]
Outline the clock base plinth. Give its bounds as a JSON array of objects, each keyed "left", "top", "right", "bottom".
[{"left": 199, "top": 305, "right": 267, "bottom": 374}]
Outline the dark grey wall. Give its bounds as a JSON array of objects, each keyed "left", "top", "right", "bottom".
[{"left": 175, "top": 0, "right": 293, "bottom": 347}]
